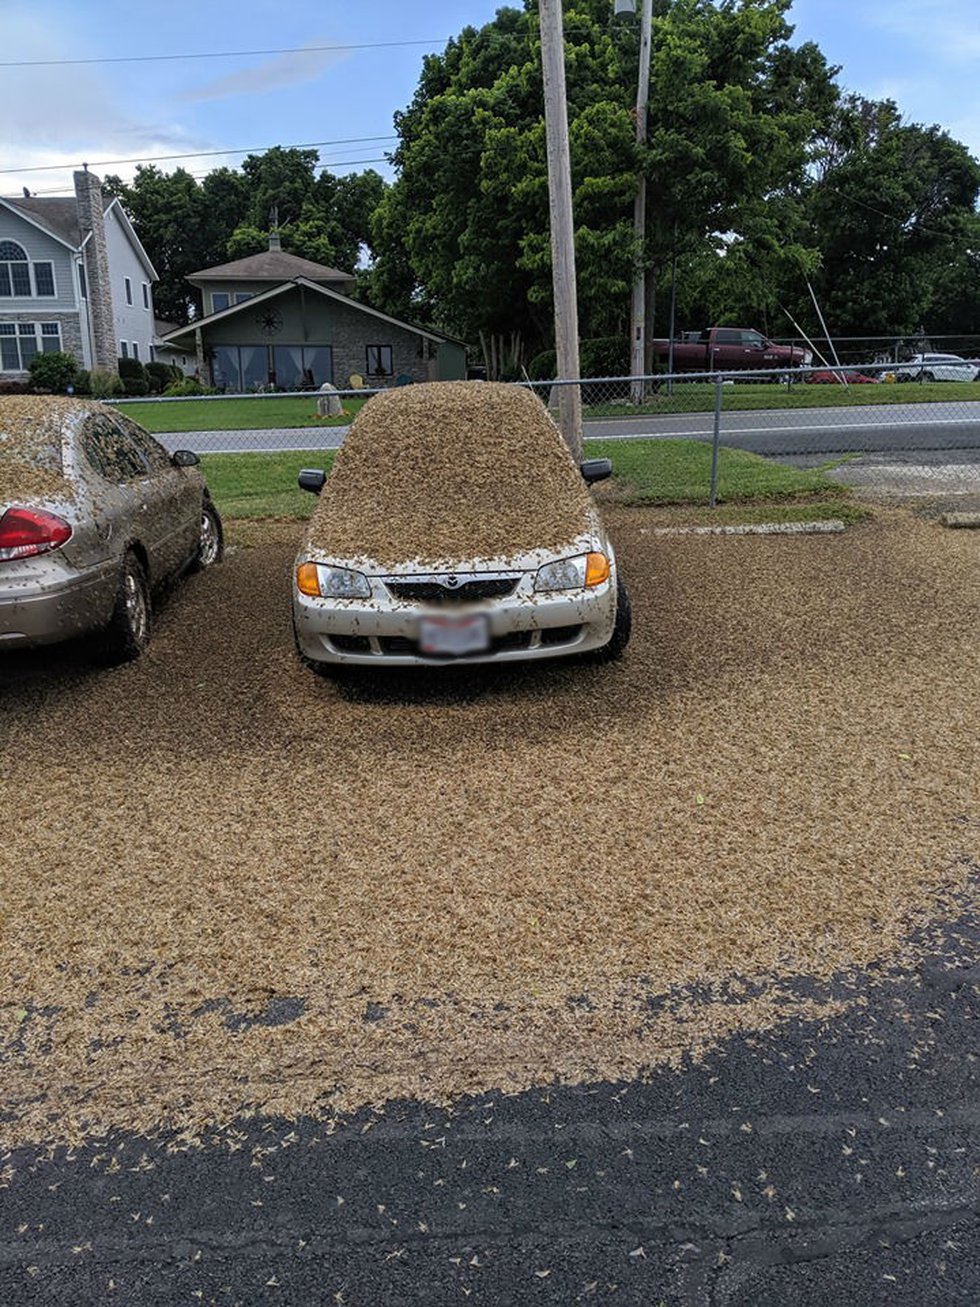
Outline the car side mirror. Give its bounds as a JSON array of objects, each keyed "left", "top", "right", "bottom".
[
  {"left": 298, "top": 468, "right": 327, "bottom": 494},
  {"left": 580, "top": 457, "right": 612, "bottom": 484},
  {"left": 172, "top": 449, "right": 200, "bottom": 467}
]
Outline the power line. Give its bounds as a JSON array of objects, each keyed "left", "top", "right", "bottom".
[
  {"left": 0, "top": 38, "right": 449, "bottom": 69},
  {"left": 0, "top": 136, "right": 397, "bottom": 176}
]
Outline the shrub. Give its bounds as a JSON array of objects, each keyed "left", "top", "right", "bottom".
[
  {"left": 163, "top": 377, "right": 216, "bottom": 397},
  {"left": 117, "top": 356, "right": 151, "bottom": 396},
  {"left": 28, "top": 351, "right": 79, "bottom": 393},
  {"left": 146, "top": 360, "right": 177, "bottom": 394},
  {"left": 527, "top": 349, "right": 557, "bottom": 381},
  {"left": 89, "top": 368, "right": 124, "bottom": 399},
  {"left": 73, "top": 370, "right": 92, "bottom": 396},
  {"left": 527, "top": 337, "right": 630, "bottom": 382}
]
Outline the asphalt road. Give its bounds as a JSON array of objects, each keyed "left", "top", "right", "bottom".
[
  {"left": 156, "top": 401, "right": 980, "bottom": 460},
  {"left": 2, "top": 910, "right": 977, "bottom": 1306}
]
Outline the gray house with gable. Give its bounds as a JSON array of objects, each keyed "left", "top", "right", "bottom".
[
  {"left": 161, "top": 234, "right": 467, "bottom": 391},
  {"left": 0, "top": 169, "right": 157, "bottom": 378}
]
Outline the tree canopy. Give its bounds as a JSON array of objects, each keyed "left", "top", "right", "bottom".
[{"left": 106, "top": 1, "right": 980, "bottom": 364}]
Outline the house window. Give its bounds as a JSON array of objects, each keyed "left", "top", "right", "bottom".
[
  {"left": 125, "top": 277, "right": 133, "bottom": 306},
  {"left": 78, "top": 263, "right": 87, "bottom": 299},
  {"left": 142, "top": 282, "right": 149, "bottom": 309},
  {"left": 33, "top": 262, "right": 55, "bottom": 296},
  {"left": 132, "top": 341, "right": 140, "bottom": 361},
  {"left": 212, "top": 292, "right": 230, "bottom": 313},
  {"left": 234, "top": 292, "right": 252, "bottom": 304},
  {"left": 0, "top": 322, "right": 61, "bottom": 371},
  {"left": 366, "top": 345, "right": 393, "bottom": 376},
  {"left": 120, "top": 341, "right": 128, "bottom": 359},
  {"left": 0, "top": 241, "right": 32, "bottom": 297}
]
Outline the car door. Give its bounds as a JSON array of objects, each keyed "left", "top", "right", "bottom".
[
  {"left": 79, "top": 414, "right": 177, "bottom": 586},
  {"left": 114, "top": 414, "right": 201, "bottom": 574}
]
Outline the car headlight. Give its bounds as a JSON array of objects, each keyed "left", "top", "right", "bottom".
[
  {"left": 534, "top": 552, "right": 610, "bottom": 592},
  {"left": 296, "top": 562, "right": 371, "bottom": 599}
]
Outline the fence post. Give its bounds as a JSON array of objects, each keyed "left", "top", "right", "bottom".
[{"left": 709, "top": 375, "right": 723, "bottom": 508}]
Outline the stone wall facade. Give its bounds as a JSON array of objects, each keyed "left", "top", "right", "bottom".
[{"left": 73, "top": 170, "right": 118, "bottom": 374}]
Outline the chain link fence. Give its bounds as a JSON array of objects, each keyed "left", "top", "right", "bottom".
[{"left": 121, "top": 361, "right": 980, "bottom": 508}]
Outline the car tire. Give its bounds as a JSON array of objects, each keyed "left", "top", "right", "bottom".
[
  {"left": 99, "top": 551, "right": 151, "bottom": 664},
  {"left": 191, "top": 498, "right": 224, "bottom": 572},
  {"left": 592, "top": 577, "right": 632, "bottom": 662}
]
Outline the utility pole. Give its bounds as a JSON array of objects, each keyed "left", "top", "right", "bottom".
[
  {"left": 538, "top": 0, "right": 583, "bottom": 461},
  {"left": 628, "top": 0, "right": 653, "bottom": 403}
]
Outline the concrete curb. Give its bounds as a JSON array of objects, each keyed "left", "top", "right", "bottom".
[
  {"left": 646, "top": 520, "right": 847, "bottom": 537},
  {"left": 939, "top": 512, "right": 980, "bottom": 528}
]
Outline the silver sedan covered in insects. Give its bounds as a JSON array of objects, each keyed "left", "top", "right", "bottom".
[
  {"left": 291, "top": 381, "right": 631, "bottom": 669},
  {"left": 0, "top": 396, "right": 222, "bottom": 661}
]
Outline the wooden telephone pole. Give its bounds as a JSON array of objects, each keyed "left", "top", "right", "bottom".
[{"left": 538, "top": 0, "right": 583, "bottom": 461}]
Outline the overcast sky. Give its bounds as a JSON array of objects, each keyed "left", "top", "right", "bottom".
[{"left": 1, "top": 0, "right": 977, "bottom": 199}]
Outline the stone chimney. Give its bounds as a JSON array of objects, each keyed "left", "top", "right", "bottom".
[{"left": 74, "top": 168, "right": 118, "bottom": 373}]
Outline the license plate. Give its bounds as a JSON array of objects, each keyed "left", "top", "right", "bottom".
[{"left": 419, "top": 613, "right": 489, "bottom": 655}]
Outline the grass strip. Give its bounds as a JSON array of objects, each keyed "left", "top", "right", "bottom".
[{"left": 201, "top": 439, "right": 851, "bottom": 522}]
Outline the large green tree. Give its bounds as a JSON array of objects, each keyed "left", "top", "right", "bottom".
[
  {"left": 369, "top": 0, "right": 838, "bottom": 370},
  {"left": 106, "top": 149, "right": 389, "bottom": 322},
  {"left": 797, "top": 95, "right": 980, "bottom": 336}
]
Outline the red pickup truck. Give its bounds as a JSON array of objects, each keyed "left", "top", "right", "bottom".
[{"left": 651, "top": 327, "right": 811, "bottom": 375}]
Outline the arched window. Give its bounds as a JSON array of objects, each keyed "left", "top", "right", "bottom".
[
  {"left": 0, "top": 241, "right": 30, "bottom": 296},
  {"left": 0, "top": 241, "right": 55, "bottom": 297}
]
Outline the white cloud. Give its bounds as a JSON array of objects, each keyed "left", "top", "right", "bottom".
[
  {"left": 0, "top": 14, "right": 215, "bottom": 196},
  {"left": 182, "top": 42, "right": 348, "bottom": 102}
]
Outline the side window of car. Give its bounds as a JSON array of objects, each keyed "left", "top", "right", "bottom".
[
  {"left": 714, "top": 329, "right": 741, "bottom": 345},
  {"left": 115, "top": 415, "right": 171, "bottom": 471},
  {"left": 81, "top": 417, "right": 151, "bottom": 483},
  {"left": 742, "top": 331, "right": 765, "bottom": 348}
]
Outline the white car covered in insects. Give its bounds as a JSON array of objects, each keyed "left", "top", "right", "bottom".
[{"left": 291, "top": 382, "right": 631, "bottom": 668}]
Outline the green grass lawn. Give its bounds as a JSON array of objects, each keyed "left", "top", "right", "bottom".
[
  {"left": 586, "top": 377, "right": 980, "bottom": 417},
  {"left": 201, "top": 439, "right": 852, "bottom": 523},
  {"left": 117, "top": 378, "right": 980, "bottom": 432},
  {"left": 117, "top": 395, "right": 368, "bottom": 433}
]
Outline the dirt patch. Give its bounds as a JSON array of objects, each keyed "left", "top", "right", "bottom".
[{"left": 0, "top": 508, "right": 977, "bottom": 1147}]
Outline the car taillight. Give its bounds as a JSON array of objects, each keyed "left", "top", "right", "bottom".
[{"left": 0, "top": 506, "right": 72, "bottom": 560}]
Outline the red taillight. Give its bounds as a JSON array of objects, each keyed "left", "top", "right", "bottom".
[{"left": 0, "top": 507, "right": 72, "bottom": 560}]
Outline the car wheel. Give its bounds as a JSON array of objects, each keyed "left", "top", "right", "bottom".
[
  {"left": 922, "top": 371, "right": 935, "bottom": 383},
  {"left": 99, "top": 551, "right": 151, "bottom": 664},
  {"left": 191, "top": 499, "right": 224, "bottom": 572},
  {"left": 593, "top": 577, "right": 632, "bottom": 662}
]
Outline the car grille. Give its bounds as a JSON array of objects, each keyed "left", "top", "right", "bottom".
[
  {"left": 384, "top": 578, "right": 519, "bottom": 604},
  {"left": 378, "top": 631, "right": 532, "bottom": 658}
]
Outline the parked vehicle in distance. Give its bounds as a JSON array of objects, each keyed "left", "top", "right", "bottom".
[
  {"left": 893, "top": 353, "right": 979, "bottom": 382},
  {"left": 0, "top": 396, "right": 222, "bottom": 661},
  {"left": 292, "top": 382, "right": 631, "bottom": 669},
  {"left": 650, "top": 327, "right": 811, "bottom": 375},
  {"left": 807, "top": 369, "right": 879, "bottom": 385}
]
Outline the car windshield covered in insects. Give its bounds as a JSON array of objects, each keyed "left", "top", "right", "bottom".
[
  {"left": 292, "top": 381, "right": 631, "bottom": 668},
  {"left": 0, "top": 396, "right": 223, "bottom": 661}
]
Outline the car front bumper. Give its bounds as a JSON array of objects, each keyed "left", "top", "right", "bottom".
[{"left": 292, "top": 576, "right": 618, "bottom": 667}]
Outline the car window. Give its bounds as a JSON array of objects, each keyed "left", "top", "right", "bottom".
[
  {"left": 741, "top": 331, "right": 766, "bottom": 348},
  {"left": 114, "top": 414, "right": 172, "bottom": 471},
  {"left": 714, "top": 329, "right": 741, "bottom": 345},
  {"left": 81, "top": 416, "right": 152, "bottom": 483}
]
